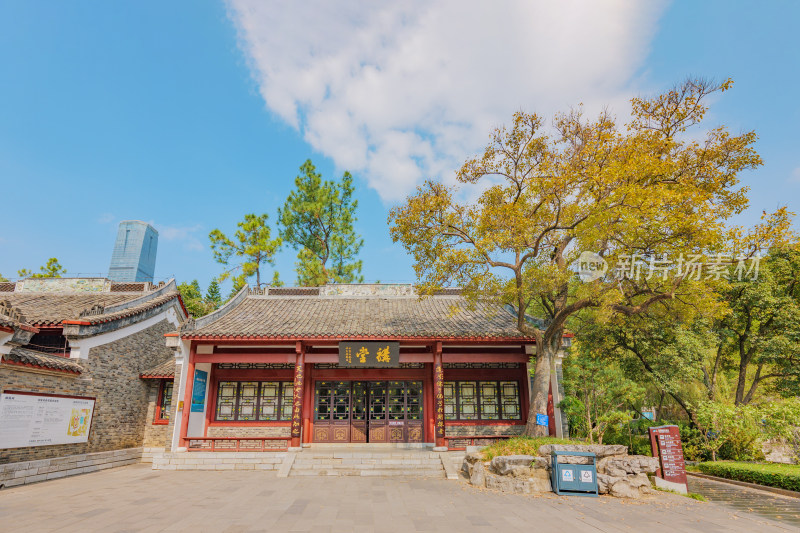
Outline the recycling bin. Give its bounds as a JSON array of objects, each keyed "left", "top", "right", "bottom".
[{"left": 550, "top": 450, "right": 599, "bottom": 497}]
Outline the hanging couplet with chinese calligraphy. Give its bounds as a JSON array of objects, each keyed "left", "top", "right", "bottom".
[
  {"left": 338, "top": 341, "right": 400, "bottom": 367},
  {"left": 648, "top": 425, "right": 688, "bottom": 494},
  {"left": 290, "top": 357, "right": 304, "bottom": 438},
  {"left": 433, "top": 359, "right": 445, "bottom": 439}
]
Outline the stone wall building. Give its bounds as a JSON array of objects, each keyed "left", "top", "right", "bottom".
[{"left": 0, "top": 278, "right": 186, "bottom": 486}]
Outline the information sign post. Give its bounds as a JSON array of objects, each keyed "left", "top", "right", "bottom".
[{"left": 648, "top": 424, "right": 688, "bottom": 494}]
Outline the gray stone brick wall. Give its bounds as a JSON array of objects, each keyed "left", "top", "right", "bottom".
[
  {"left": 207, "top": 426, "right": 291, "bottom": 438},
  {"left": 445, "top": 424, "right": 524, "bottom": 437},
  {"left": 0, "top": 319, "right": 175, "bottom": 464}
]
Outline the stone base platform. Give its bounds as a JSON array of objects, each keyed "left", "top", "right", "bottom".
[
  {"left": 151, "top": 451, "right": 287, "bottom": 471},
  {"left": 0, "top": 447, "right": 142, "bottom": 488}
]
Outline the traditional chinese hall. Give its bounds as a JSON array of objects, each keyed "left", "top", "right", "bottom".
[{"left": 169, "top": 284, "right": 565, "bottom": 451}]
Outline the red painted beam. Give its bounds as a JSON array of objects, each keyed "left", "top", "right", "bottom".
[
  {"left": 194, "top": 353, "right": 295, "bottom": 364},
  {"left": 184, "top": 335, "right": 535, "bottom": 344},
  {"left": 442, "top": 353, "right": 529, "bottom": 363}
]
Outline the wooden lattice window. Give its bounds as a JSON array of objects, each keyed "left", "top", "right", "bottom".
[
  {"left": 443, "top": 382, "right": 457, "bottom": 420},
  {"left": 153, "top": 380, "right": 173, "bottom": 424},
  {"left": 479, "top": 382, "right": 500, "bottom": 420},
  {"left": 445, "top": 380, "right": 521, "bottom": 421},
  {"left": 458, "top": 382, "right": 479, "bottom": 420},
  {"left": 500, "top": 381, "right": 521, "bottom": 419},
  {"left": 215, "top": 381, "right": 293, "bottom": 421}
]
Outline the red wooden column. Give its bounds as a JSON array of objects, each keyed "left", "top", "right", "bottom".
[
  {"left": 433, "top": 342, "right": 445, "bottom": 448},
  {"left": 178, "top": 343, "right": 196, "bottom": 448},
  {"left": 301, "top": 360, "right": 313, "bottom": 444},
  {"left": 290, "top": 341, "right": 305, "bottom": 448}
]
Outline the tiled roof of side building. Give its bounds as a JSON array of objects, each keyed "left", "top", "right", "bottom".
[
  {"left": 185, "top": 295, "right": 531, "bottom": 339},
  {"left": 140, "top": 358, "right": 175, "bottom": 379},
  {"left": 2, "top": 347, "right": 83, "bottom": 373},
  {"left": 3, "top": 293, "right": 139, "bottom": 325},
  {"left": 73, "top": 292, "right": 182, "bottom": 325},
  {"left": 0, "top": 280, "right": 182, "bottom": 326}
]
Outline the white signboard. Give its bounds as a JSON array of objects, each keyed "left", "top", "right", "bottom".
[
  {"left": 0, "top": 392, "right": 95, "bottom": 449},
  {"left": 580, "top": 470, "right": 593, "bottom": 483}
]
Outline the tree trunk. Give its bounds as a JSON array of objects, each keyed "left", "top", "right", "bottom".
[
  {"left": 734, "top": 345, "right": 752, "bottom": 406},
  {"left": 524, "top": 338, "right": 555, "bottom": 437},
  {"left": 585, "top": 398, "right": 593, "bottom": 444}
]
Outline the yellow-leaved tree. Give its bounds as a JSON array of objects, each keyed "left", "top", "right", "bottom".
[{"left": 388, "top": 79, "right": 793, "bottom": 437}]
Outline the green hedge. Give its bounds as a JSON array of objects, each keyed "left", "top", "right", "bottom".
[{"left": 698, "top": 461, "right": 800, "bottom": 492}]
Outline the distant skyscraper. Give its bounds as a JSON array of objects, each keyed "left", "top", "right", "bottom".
[{"left": 108, "top": 221, "right": 158, "bottom": 282}]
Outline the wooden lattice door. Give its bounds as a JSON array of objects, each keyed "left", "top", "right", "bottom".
[
  {"left": 368, "top": 381, "right": 388, "bottom": 443},
  {"left": 405, "top": 381, "right": 424, "bottom": 443},
  {"left": 351, "top": 381, "right": 368, "bottom": 443},
  {"left": 314, "top": 381, "right": 352, "bottom": 443}
]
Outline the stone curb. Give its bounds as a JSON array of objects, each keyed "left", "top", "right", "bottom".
[
  {"left": 0, "top": 448, "right": 143, "bottom": 488},
  {"left": 687, "top": 471, "right": 800, "bottom": 500}
]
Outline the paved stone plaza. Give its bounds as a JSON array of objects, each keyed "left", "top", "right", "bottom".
[
  {"left": 1, "top": 464, "right": 797, "bottom": 532},
  {"left": 688, "top": 476, "right": 800, "bottom": 528}
]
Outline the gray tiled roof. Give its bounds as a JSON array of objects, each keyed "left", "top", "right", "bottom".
[
  {"left": 140, "top": 358, "right": 175, "bottom": 379},
  {"left": 184, "top": 295, "right": 529, "bottom": 339},
  {"left": 0, "top": 291, "right": 180, "bottom": 326},
  {"left": 3, "top": 347, "right": 83, "bottom": 373}
]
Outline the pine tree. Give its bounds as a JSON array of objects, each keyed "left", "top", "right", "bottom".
[
  {"left": 205, "top": 279, "right": 222, "bottom": 310},
  {"left": 209, "top": 213, "right": 282, "bottom": 290},
  {"left": 278, "top": 160, "right": 364, "bottom": 286}
]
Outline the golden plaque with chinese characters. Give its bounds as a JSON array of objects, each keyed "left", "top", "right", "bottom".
[{"left": 338, "top": 342, "right": 400, "bottom": 367}]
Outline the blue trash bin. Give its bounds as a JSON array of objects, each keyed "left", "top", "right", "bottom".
[{"left": 550, "top": 451, "right": 599, "bottom": 497}]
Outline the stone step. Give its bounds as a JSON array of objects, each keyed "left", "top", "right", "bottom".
[
  {"left": 294, "top": 457, "right": 442, "bottom": 465},
  {"left": 299, "top": 453, "right": 442, "bottom": 459},
  {"left": 291, "top": 463, "right": 443, "bottom": 471},
  {"left": 289, "top": 468, "right": 445, "bottom": 477}
]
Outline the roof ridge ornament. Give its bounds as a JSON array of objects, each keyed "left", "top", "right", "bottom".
[
  {"left": 178, "top": 317, "right": 196, "bottom": 334},
  {"left": 79, "top": 304, "right": 106, "bottom": 318},
  {"left": 0, "top": 299, "right": 27, "bottom": 324}
]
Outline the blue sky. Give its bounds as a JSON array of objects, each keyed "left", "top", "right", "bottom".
[{"left": 1, "top": 1, "right": 798, "bottom": 294}]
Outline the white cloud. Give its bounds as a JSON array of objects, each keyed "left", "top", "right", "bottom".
[
  {"left": 97, "top": 213, "right": 115, "bottom": 224},
  {"left": 155, "top": 224, "right": 204, "bottom": 252},
  {"left": 791, "top": 167, "right": 800, "bottom": 183},
  {"left": 227, "top": 0, "right": 666, "bottom": 201}
]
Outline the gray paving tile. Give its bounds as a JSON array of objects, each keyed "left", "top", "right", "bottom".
[{"left": 0, "top": 464, "right": 797, "bottom": 532}]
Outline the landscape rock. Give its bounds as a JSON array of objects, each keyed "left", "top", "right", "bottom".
[
  {"left": 608, "top": 456, "right": 660, "bottom": 475},
  {"left": 469, "top": 461, "right": 485, "bottom": 486},
  {"left": 608, "top": 473, "right": 652, "bottom": 498},
  {"left": 596, "top": 473, "right": 612, "bottom": 494},
  {"left": 510, "top": 466, "right": 532, "bottom": 478},
  {"left": 463, "top": 452, "right": 483, "bottom": 476},
  {"left": 485, "top": 472, "right": 532, "bottom": 493},
  {"left": 464, "top": 452, "right": 483, "bottom": 465},
  {"left": 537, "top": 444, "right": 628, "bottom": 458},
  {"left": 490, "top": 455, "right": 535, "bottom": 475},
  {"left": 529, "top": 468, "right": 552, "bottom": 492},
  {"left": 532, "top": 456, "right": 550, "bottom": 470}
]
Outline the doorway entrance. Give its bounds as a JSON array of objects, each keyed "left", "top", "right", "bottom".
[{"left": 313, "top": 380, "right": 423, "bottom": 443}]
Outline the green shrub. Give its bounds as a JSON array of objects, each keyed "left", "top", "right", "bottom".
[
  {"left": 602, "top": 429, "right": 654, "bottom": 456},
  {"left": 694, "top": 401, "right": 765, "bottom": 461},
  {"left": 480, "top": 436, "right": 574, "bottom": 460},
  {"left": 679, "top": 424, "right": 711, "bottom": 462},
  {"left": 698, "top": 461, "right": 800, "bottom": 492}
]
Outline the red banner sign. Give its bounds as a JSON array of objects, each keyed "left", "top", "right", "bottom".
[
  {"left": 433, "top": 359, "right": 445, "bottom": 439},
  {"left": 290, "top": 359, "right": 304, "bottom": 438}
]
